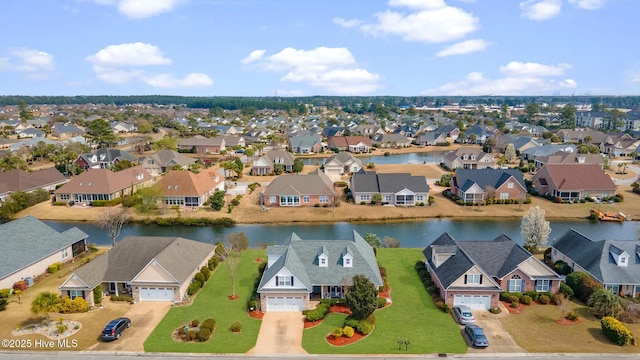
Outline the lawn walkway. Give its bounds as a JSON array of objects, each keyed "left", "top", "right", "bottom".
[
  {"left": 302, "top": 248, "right": 467, "bottom": 354},
  {"left": 144, "top": 249, "right": 264, "bottom": 353}
]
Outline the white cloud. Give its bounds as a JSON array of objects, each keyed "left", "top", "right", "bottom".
[
  {"left": 0, "top": 48, "right": 55, "bottom": 80},
  {"left": 499, "top": 61, "right": 571, "bottom": 77},
  {"left": 87, "top": 42, "right": 212, "bottom": 88},
  {"left": 520, "top": 0, "right": 562, "bottom": 21},
  {"left": 332, "top": 17, "right": 364, "bottom": 28},
  {"left": 388, "top": 0, "right": 446, "bottom": 9},
  {"left": 241, "top": 47, "right": 381, "bottom": 95},
  {"left": 568, "top": 0, "right": 606, "bottom": 10},
  {"left": 87, "top": 42, "right": 171, "bottom": 67},
  {"left": 421, "top": 61, "right": 577, "bottom": 95},
  {"left": 630, "top": 72, "right": 640, "bottom": 84},
  {"left": 435, "top": 39, "right": 488, "bottom": 57},
  {"left": 90, "top": 0, "right": 184, "bottom": 19},
  {"left": 337, "top": 1, "right": 478, "bottom": 44},
  {"left": 240, "top": 49, "right": 266, "bottom": 65}
]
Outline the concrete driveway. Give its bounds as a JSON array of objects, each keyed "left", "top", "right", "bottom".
[
  {"left": 89, "top": 302, "right": 171, "bottom": 352},
  {"left": 465, "top": 305, "right": 524, "bottom": 353},
  {"left": 247, "top": 312, "right": 307, "bottom": 354}
]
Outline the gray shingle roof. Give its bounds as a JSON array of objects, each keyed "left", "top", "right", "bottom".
[
  {"left": 0, "top": 216, "right": 88, "bottom": 280},
  {"left": 68, "top": 236, "right": 215, "bottom": 289},
  {"left": 553, "top": 229, "right": 640, "bottom": 285},
  {"left": 351, "top": 171, "right": 430, "bottom": 193},
  {"left": 258, "top": 230, "right": 383, "bottom": 292},
  {"left": 263, "top": 170, "right": 334, "bottom": 196},
  {"left": 453, "top": 168, "right": 525, "bottom": 192}
]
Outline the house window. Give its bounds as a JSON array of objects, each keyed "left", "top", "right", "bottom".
[
  {"left": 606, "top": 284, "right": 621, "bottom": 294},
  {"left": 269, "top": 196, "right": 276, "bottom": 203},
  {"left": 69, "top": 290, "right": 83, "bottom": 300},
  {"left": 345, "top": 258, "right": 351, "bottom": 266},
  {"left": 385, "top": 195, "right": 392, "bottom": 203},
  {"left": 303, "top": 196, "right": 310, "bottom": 203},
  {"left": 321, "top": 258, "right": 326, "bottom": 265},
  {"left": 508, "top": 275, "right": 522, "bottom": 292},
  {"left": 508, "top": 182, "right": 514, "bottom": 189},
  {"left": 277, "top": 276, "right": 292, "bottom": 286},
  {"left": 360, "top": 194, "right": 371, "bottom": 202},
  {"left": 416, "top": 195, "right": 423, "bottom": 202},
  {"left": 319, "top": 196, "right": 329, "bottom": 203},
  {"left": 500, "top": 192, "right": 509, "bottom": 199},
  {"left": 466, "top": 274, "right": 481, "bottom": 284},
  {"left": 61, "top": 248, "right": 68, "bottom": 259},
  {"left": 535, "top": 280, "right": 550, "bottom": 292}
]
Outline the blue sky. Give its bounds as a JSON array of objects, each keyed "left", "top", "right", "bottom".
[{"left": 0, "top": 0, "right": 638, "bottom": 97}]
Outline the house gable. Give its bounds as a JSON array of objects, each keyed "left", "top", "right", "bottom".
[
  {"left": 132, "top": 259, "right": 179, "bottom": 284},
  {"left": 262, "top": 267, "right": 307, "bottom": 290}
]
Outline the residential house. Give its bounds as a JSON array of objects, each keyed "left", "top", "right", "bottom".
[
  {"left": 354, "top": 124, "right": 385, "bottom": 138},
  {"left": 54, "top": 166, "right": 152, "bottom": 204},
  {"left": 461, "top": 124, "right": 492, "bottom": 144},
  {"left": 0, "top": 168, "right": 69, "bottom": 203},
  {"left": 17, "top": 128, "right": 45, "bottom": 139},
  {"left": 575, "top": 111, "right": 612, "bottom": 130},
  {"left": 414, "top": 133, "right": 447, "bottom": 146},
  {"left": 222, "top": 135, "right": 245, "bottom": 148},
  {"left": 0, "top": 216, "right": 88, "bottom": 289},
  {"left": 51, "top": 124, "right": 85, "bottom": 138},
  {"left": 551, "top": 229, "right": 640, "bottom": 298},
  {"left": 322, "top": 126, "right": 346, "bottom": 138},
  {"left": 393, "top": 124, "right": 418, "bottom": 138},
  {"left": 141, "top": 150, "right": 197, "bottom": 176},
  {"left": 156, "top": 169, "right": 224, "bottom": 207},
  {"left": 74, "top": 148, "right": 138, "bottom": 170},
  {"left": 350, "top": 170, "right": 430, "bottom": 206},
  {"left": 323, "top": 152, "right": 363, "bottom": 177},
  {"left": 111, "top": 121, "right": 136, "bottom": 133},
  {"left": 531, "top": 164, "right": 616, "bottom": 201},
  {"left": 434, "top": 125, "right": 460, "bottom": 140},
  {"left": 177, "top": 136, "right": 225, "bottom": 154},
  {"left": 288, "top": 135, "right": 323, "bottom": 154},
  {"left": 261, "top": 169, "right": 334, "bottom": 207},
  {"left": 251, "top": 150, "right": 296, "bottom": 175},
  {"left": 533, "top": 151, "right": 604, "bottom": 170},
  {"left": 372, "top": 133, "right": 411, "bottom": 148},
  {"left": 450, "top": 168, "right": 527, "bottom": 204},
  {"left": 520, "top": 144, "right": 577, "bottom": 162},
  {"left": 495, "top": 134, "right": 542, "bottom": 153},
  {"left": 327, "top": 136, "right": 372, "bottom": 153},
  {"left": 557, "top": 129, "right": 607, "bottom": 146},
  {"left": 443, "top": 147, "right": 496, "bottom": 170},
  {"left": 59, "top": 236, "right": 215, "bottom": 307},
  {"left": 423, "top": 232, "right": 562, "bottom": 310},
  {"left": 257, "top": 230, "right": 383, "bottom": 311},
  {"left": 600, "top": 133, "right": 640, "bottom": 157}
]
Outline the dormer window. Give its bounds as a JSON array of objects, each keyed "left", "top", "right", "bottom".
[
  {"left": 342, "top": 246, "right": 353, "bottom": 268},
  {"left": 136, "top": 174, "right": 144, "bottom": 180},
  {"left": 320, "top": 258, "right": 327, "bottom": 266},
  {"left": 471, "top": 154, "right": 476, "bottom": 160}
]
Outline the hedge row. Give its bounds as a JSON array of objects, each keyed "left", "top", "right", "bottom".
[{"left": 47, "top": 262, "right": 63, "bottom": 274}]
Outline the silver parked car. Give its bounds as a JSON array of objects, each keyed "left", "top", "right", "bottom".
[{"left": 452, "top": 305, "right": 475, "bottom": 324}]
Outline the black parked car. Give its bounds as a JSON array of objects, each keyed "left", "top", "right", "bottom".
[{"left": 100, "top": 317, "right": 131, "bottom": 341}]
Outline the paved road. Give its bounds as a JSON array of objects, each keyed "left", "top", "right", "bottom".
[
  {"left": 247, "top": 312, "right": 306, "bottom": 354},
  {"left": 88, "top": 302, "right": 171, "bottom": 352}
]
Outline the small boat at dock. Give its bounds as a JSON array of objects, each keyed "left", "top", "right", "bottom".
[{"left": 590, "top": 208, "right": 630, "bottom": 222}]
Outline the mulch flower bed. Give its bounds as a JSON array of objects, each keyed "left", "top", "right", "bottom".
[
  {"left": 304, "top": 319, "right": 322, "bottom": 329},
  {"left": 248, "top": 310, "right": 264, "bottom": 319},
  {"left": 379, "top": 287, "right": 391, "bottom": 298},
  {"left": 329, "top": 304, "right": 352, "bottom": 314},
  {"left": 326, "top": 331, "right": 366, "bottom": 346},
  {"left": 228, "top": 295, "right": 239, "bottom": 300},
  {"left": 254, "top": 258, "right": 264, "bottom": 263},
  {"left": 501, "top": 301, "right": 527, "bottom": 314}
]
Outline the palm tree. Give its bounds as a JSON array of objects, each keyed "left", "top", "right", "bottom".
[{"left": 31, "top": 291, "right": 60, "bottom": 326}]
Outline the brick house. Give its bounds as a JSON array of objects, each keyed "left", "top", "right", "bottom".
[{"left": 450, "top": 168, "right": 526, "bottom": 204}]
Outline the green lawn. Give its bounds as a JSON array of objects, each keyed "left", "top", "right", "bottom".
[
  {"left": 144, "top": 249, "right": 264, "bottom": 353},
  {"left": 302, "top": 248, "right": 468, "bottom": 354}
]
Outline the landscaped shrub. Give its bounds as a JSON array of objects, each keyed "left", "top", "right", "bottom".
[
  {"left": 356, "top": 320, "right": 374, "bottom": 335},
  {"left": 511, "top": 301, "right": 519, "bottom": 308},
  {"left": 538, "top": 295, "right": 550, "bottom": 304},
  {"left": 524, "top": 291, "right": 539, "bottom": 302},
  {"left": 48, "top": 264, "right": 58, "bottom": 274},
  {"left": 566, "top": 311, "right": 579, "bottom": 321},
  {"left": 343, "top": 316, "right": 359, "bottom": 328},
  {"left": 520, "top": 295, "right": 533, "bottom": 305},
  {"left": 343, "top": 325, "right": 355, "bottom": 338},
  {"left": 194, "top": 272, "right": 206, "bottom": 285},
  {"left": 229, "top": 321, "right": 242, "bottom": 332},
  {"left": 0, "top": 298, "right": 7, "bottom": 311},
  {"left": 57, "top": 296, "right": 89, "bottom": 313},
  {"left": 376, "top": 297, "right": 387, "bottom": 308},
  {"left": 197, "top": 327, "right": 211, "bottom": 342},
  {"left": 110, "top": 295, "right": 133, "bottom": 302},
  {"left": 508, "top": 295, "right": 519, "bottom": 304},
  {"left": 0, "top": 289, "right": 11, "bottom": 298},
  {"left": 93, "top": 286, "right": 102, "bottom": 305},
  {"left": 601, "top": 316, "right": 633, "bottom": 346},
  {"left": 201, "top": 319, "right": 216, "bottom": 331},
  {"left": 489, "top": 307, "right": 502, "bottom": 314},
  {"left": 553, "top": 260, "right": 572, "bottom": 275},
  {"left": 208, "top": 256, "right": 219, "bottom": 270},
  {"left": 191, "top": 319, "right": 200, "bottom": 327},
  {"left": 186, "top": 330, "right": 197, "bottom": 341},
  {"left": 499, "top": 292, "right": 511, "bottom": 302},
  {"left": 559, "top": 282, "right": 574, "bottom": 298},
  {"left": 306, "top": 309, "right": 324, "bottom": 322},
  {"left": 188, "top": 281, "right": 202, "bottom": 295},
  {"left": 332, "top": 327, "right": 343, "bottom": 338}
]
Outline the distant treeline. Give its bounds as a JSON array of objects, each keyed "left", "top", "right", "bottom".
[{"left": 2, "top": 95, "right": 640, "bottom": 112}]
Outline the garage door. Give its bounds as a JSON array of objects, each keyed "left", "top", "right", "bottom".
[
  {"left": 139, "top": 287, "right": 175, "bottom": 302},
  {"left": 266, "top": 296, "right": 304, "bottom": 311},
  {"left": 453, "top": 294, "right": 491, "bottom": 310}
]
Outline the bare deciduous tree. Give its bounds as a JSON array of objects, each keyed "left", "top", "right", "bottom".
[
  {"left": 99, "top": 207, "right": 129, "bottom": 247},
  {"left": 505, "top": 143, "right": 517, "bottom": 164}
]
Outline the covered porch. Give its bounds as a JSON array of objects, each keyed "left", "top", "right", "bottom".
[
  {"left": 606, "top": 284, "right": 639, "bottom": 298},
  {"left": 311, "top": 285, "right": 348, "bottom": 299}
]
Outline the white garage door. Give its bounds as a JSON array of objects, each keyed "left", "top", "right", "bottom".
[
  {"left": 139, "top": 287, "right": 175, "bottom": 302},
  {"left": 266, "top": 296, "right": 304, "bottom": 311},
  {"left": 453, "top": 294, "right": 491, "bottom": 310}
]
